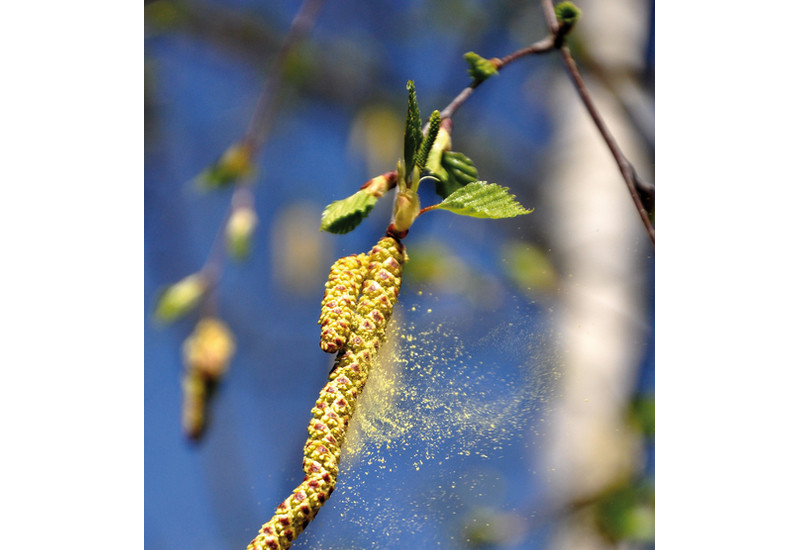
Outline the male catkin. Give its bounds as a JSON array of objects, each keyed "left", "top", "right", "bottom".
[
  {"left": 318, "top": 253, "right": 369, "bottom": 353},
  {"left": 246, "top": 236, "right": 405, "bottom": 550}
]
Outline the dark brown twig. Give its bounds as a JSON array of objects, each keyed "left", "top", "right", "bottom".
[
  {"left": 542, "top": 0, "right": 655, "bottom": 244},
  {"left": 558, "top": 46, "right": 654, "bottom": 243}
]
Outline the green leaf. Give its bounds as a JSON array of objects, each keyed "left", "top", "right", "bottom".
[
  {"left": 464, "top": 52, "right": 498, "bottom": 82},
  {"left": 431, "top": 151, "right": 479, "bottom": 199},
  {"left": 431, "top": 182, "right": 533, "bottom": 219},
  {"left": 442, "top": 151, "right": 478, "bottom": 180},
  {"left": 320, "top": 189, "right": 378, "bottom": 234},
  {"left": 403, "top": 81, "right": 423, "bottom": 177},
  {"left": 416, "top": 110, "right": 440, "bottom": 170}
]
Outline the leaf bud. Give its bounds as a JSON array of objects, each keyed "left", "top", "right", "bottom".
[
  {"left": 155, "top": 274, "right": 207, "bottom": 323},
  {"left": 226, "top": 206, "right": 258, "bottom": 260},
  {"left": 360, "top": 173, "right": 393, "bottom": 199},
  {"left": 196, "top": 141, "right": 255, "bottom": 190},
  {"left": 554, "top": 2, "right": 581, "bottom": 37},
  {"left": 464, "top": 52, "right": 499, "bottom": 82},
  {"left": 391, "top": 190, "right": 421, "bottom": 234}
]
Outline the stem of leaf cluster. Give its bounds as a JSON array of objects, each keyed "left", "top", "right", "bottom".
[{"left": 417, "top": 204, "right": 438, "bottom": 216}]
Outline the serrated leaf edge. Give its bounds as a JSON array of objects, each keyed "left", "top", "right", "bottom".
[
  {"left": 320, "top": 190, "right": 378, "bottom": 234},
  {"left": 431, "top": 181, "right": 533, "bottom": 219}
]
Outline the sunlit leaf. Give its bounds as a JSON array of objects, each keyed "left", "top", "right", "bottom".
[
  {"left": 320, "top": 189, "right": 378, "bottom": 234},
  {"left": 430, "top": 182, "right": 533, "bottom": 219}
]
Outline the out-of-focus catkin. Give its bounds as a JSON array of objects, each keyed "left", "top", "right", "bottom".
[
  {"left": 181, "top": 317, "right": 236, "bottom": 440},
  {"left": 247, "top": 236, "right": 405, "bottom": 550}
]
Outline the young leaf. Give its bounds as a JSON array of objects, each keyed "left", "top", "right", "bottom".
[
  {"left": 555, "top": 2, "right": 582, "bottom": 26},
  {"left": 430, "top": 181, "right": 533, "bottom": 219},
  {"left": 320, "top": 189, "right": 378, "bottom": 234},
  {"left": 554, "top": 2, "right": 581, "bottom": 39},
  {"left": 464, "top": 52, "right": 498, "bottom": 82},
  {"left": 431, "top": 150, "right": 479, "bottom": 199},
  {"left": 416, "top": 110, "right": 441, "bottom": 170},
  {"left": 442, "top": 151, "right": 478, "bottom": 180},
  {"left": 403, "top": 81, "right": 423, "bottom": 177}
]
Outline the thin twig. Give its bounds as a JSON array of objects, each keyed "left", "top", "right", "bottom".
[
  {"left": 428, "top": 36, "right": 556, "bottom": 132},
  {"left": 542, "top": 0, "right": 560, "bottom": 34},
  {"left": 198, "top": 184, "right": 256, "bottom": 288},
  {"left": 542, "top": 0, "right": 655, "bottom": 244},
  {"left": 199, "top": 0, "right": 327, "bottom": 313},
  {"left": 496, "top": 36, "right": 556, "bottom": 67},
  {"left": 243, "top": 0, "right": 326, "bottom": 152},
  {"left": 558, "top": 46, "right": 654, "bottom": 244}
]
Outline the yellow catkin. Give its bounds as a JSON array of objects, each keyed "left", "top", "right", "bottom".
[
  {"left": 318, "top": 253, "right": 369, "bottom": 353},
  {"left": 247, "top": 236, "right": 405, "bottom": 550}
]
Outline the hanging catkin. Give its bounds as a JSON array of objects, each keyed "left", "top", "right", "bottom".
[
  {"left": 181, "top": 317, "right": 236, "bottom": 439},
  {"left": 246, "top": 236, "right": 405, "bottom": 550},
  {"left": 318, "top": 253, "right": 369, "bottom": 353}
]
